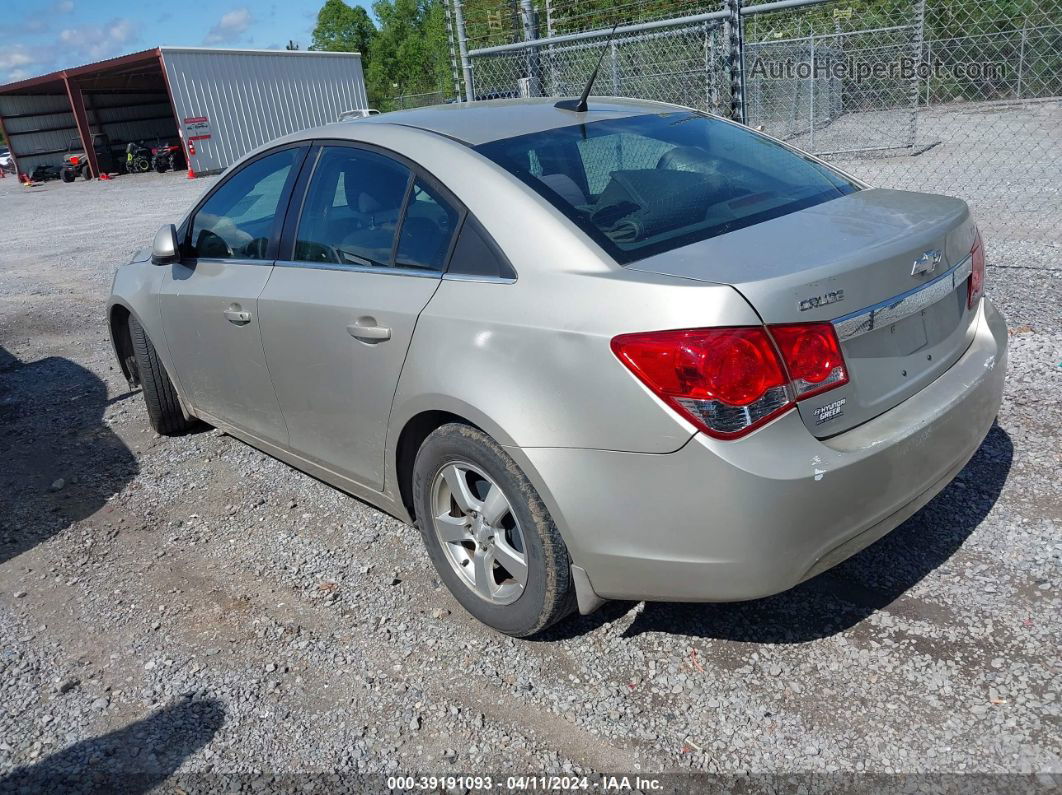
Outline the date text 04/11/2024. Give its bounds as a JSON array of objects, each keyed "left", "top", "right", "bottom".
[{"left": 386, "top": 775, "right": 664, "bottom": 791}]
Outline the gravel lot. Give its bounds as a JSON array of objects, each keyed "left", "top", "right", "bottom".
[{"left": 0, "top": 165, "right": 1059, "bottom": 788}]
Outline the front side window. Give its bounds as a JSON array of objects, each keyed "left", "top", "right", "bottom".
[
  {"left": 475, "top": 112, "right": 859, "bottom": 264},
  {"left": 189, "top": 148, "right": 301, "bottom": 260},
  {"left": 295, "top": 146, "right": 412, "bottom": 267}
]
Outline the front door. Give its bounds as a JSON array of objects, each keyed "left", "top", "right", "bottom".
[
  {"left": 259, "top": 144, "right": 460, "bottom": 489},
  {"left": 160, "top": 145, "right": 305, "bottom": 445}
]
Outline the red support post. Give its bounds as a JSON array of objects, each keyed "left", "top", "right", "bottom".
[{"left": 63, "top": 75, "right": 101, "bottom": 180}]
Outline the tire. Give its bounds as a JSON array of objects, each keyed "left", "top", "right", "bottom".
[
  {"left": 61, "top": 169, "right": 75, "bottom": 183},
  {"left": 128, "top": 315, "right": 195, "bottom": 436},
  {"left": 413, "top": 423, "right": 576, "bottom": 637},
  {"left": 154, "top": 161, "right": 167, "bottom": 174},
  {"left": 81, "top": 164, "right": 91, "bottom": 181},
  {"left": 133, "top": 156, "right": 150, "bottom": 173}
]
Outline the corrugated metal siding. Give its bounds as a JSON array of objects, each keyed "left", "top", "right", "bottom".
[
  {"left": 88, "top": 92, "right": 179, "bottom": 149},
  {"left": 0, "top": 94, "right": 75, "bottom": 174},
  {"left": 160, "top": 49, "right": 367, "bottom": 174}
]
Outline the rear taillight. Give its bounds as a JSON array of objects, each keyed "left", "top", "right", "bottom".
[
  {"left": 968, "top": 227, "right": 985, "bottom": 309},
  {"left": 69, "top": 156, "right": 79, "bottom": 166},
  {"left": 769, "top": 323, "right": 848, "bottom": 399},
  {"left": 612, "top": 323, "right": 848, "bottom": 440}
]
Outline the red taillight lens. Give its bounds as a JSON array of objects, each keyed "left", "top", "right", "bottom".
[
  {"left": 769, "top": 323, "right": 849, "bottom": 399},
  {"left": 968, "top": 227, "right": 985, "bottom": 309},
  {"left": 612, "top": 323, "right": 849, "bottom": 440},
  {"left": 69, "top": 156, "right": 79, "bottom": 166},
  {"left": 612, "top": 327, "right": 793, "bottom": 439}
]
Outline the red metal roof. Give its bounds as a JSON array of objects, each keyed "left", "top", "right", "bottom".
[{"left": 0, "top": 48, "right": 162, "bottom": 95}]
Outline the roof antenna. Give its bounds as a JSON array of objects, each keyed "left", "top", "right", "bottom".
[{"left": 555, "top": 24, "right": 619, "bottom": 113}]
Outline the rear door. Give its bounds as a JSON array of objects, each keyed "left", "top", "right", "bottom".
[
  {"left": 160, "top": 144, "right": 306, "bottom": 445},
  {"left": 258, "top": 142, "right": 460, "bottom": 490}
]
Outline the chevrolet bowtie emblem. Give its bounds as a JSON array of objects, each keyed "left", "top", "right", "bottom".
[{"left": 911, "top": 249, "right": 942, "bottom": 276}]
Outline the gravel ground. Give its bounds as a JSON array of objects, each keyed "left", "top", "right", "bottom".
[{"left": 0, "top": 166, "right": 1059, "bottom": 789}]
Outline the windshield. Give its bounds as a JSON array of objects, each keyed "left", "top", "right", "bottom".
[{"left": 474, "top": 112, "right": 859, "bottom": 264}]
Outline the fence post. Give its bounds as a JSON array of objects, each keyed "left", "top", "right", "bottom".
[
  {"left": 443, "top": 0, "right": 464, "bottom": 101},
  {"left": 906, "top": 0, "right": 925, "bottom": 148},
  {"left": 451, "top": 0, "right": 475, "bottom": 102},
  {"left": 725, "top": 0, "right": 747, "bottom": 123},
  {"left": 520, "top": 0, "right": 541, "bottom": 96},
  {"left": 809, "top": 33, "right": 816, "bottom": 149},
  {"left": 1016, "top": 20, "right": 1028, "bottom": 100}
]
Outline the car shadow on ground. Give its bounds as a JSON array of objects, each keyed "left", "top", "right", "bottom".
[
  {"left": 0, "top": 345, "right": 139, "bottom": 566},
  {"left": 0, "top": 699, "right": 224, "bottom": 793},
  {"left": 544, "top": 424, "right": 1013, "bottom": 643}
]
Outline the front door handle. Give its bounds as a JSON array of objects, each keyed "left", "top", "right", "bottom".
[
  {"left": 347, "top": 319, "right": 391, "bottom": 343},
  {"left": 223, "top": 308, "right": 252, "bottom": 324}
]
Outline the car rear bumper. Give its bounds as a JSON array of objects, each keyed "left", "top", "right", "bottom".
[{"left": 512, "top": 297, "right": 1007, "bottom": 603}]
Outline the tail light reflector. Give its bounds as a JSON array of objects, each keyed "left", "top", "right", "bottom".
[
  {"left": 968, "top": 227, "right": 985, "bottom": 309},
  {"left": 612, "top": 323, "right": 848, "bottom": 440},
  {"left": 69, "top": 156, "right": 79, "bottom": 166}
]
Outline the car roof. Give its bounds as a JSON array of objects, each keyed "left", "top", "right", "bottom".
[{"left": 350, "top": 97, "right": 677, "bottom": 146}]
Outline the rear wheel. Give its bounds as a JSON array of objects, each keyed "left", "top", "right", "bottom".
[
  {"left": 128, "top": 315, "right": 195, "bottom": 435},
  {"left": 80, "top": 164, "right": 91, "bottom": 180},
  {"left": 413, "top": 423, "right": 575, "bottom": 637},
  {"left": 61, "top": 169, "right": 75, "bottom": 183}
]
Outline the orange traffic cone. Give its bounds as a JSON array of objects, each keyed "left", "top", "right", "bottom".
[
  {"left": 186, "top": 166, "right": 197, "bottom": 179},
  {"left": 100, "top": 173, "right": 112, "bottom": 180}
]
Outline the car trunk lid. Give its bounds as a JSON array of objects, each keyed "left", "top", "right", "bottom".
[{"left": 627, "top": 188, "right": 980, "bottom": 436}]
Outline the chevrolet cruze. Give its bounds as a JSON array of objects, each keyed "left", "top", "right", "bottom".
[{"left": 107, "top": 98, "right": 1007, "bottom": 636}]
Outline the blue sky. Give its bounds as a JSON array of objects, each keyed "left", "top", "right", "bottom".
[{"left": 0, "top": 0, "right": 373, "bottom": 85}]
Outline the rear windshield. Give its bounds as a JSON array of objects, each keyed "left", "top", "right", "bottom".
[{"left": 474, "top": 111, "right": 859, "bottom": 264}]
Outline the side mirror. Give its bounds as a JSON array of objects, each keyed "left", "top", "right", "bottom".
[{"left": 151, "top": 224, "right": 180, "bottom": 265}]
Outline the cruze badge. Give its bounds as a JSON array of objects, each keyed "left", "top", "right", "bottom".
[
  {"left": 911, "top": 249, "right": 942, "bottom": 277},
  {"left": 799, "top": 289, "right": 845, "bottom": 312}
]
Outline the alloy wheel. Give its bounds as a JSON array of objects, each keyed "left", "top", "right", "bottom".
[{"left": 430, "top": 461, "right": 528, "bottom": 605}]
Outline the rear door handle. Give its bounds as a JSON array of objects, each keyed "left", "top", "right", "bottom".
[
  {"left": 223, "top": 308, "right": 252, "bottom": 324},
  {"left": 347, "top": 320, "right": 391, "bottom": 342}
]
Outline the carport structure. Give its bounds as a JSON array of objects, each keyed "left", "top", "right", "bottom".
[
  {"left": 0, "top": 47, "right": 368, "bottom": 179},
  {"left": 0, "top": 49, "right": 178, "bottom": 179}
]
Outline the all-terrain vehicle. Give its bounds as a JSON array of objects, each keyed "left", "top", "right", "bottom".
[
  {"left": 151, "top": 141, "right": 185, "bottom": 173},
  {"left": 126, "top": 141, "right": 153, "bottom": 174},
  {"left": 61, "top": 133, "right": 118, "bottom": 182}
]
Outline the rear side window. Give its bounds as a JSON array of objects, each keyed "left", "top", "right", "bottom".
[
  {"left": 189, "top": 148, "right": 301, "bottom": 260},
  {"left": 295, "top": 146, "right": 412, "bottom": 267},
  {"left": 447, "top": 217, "right": 515, "bottom": 279},
  {"left": 475, "top": 112, "right": 858, "bottom": 264}
]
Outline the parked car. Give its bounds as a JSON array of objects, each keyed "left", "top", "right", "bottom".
[
  {"left": 61, "top": 133, "right": 117, "bottom": 181},
  {"left": 0, "top": 146, "right": 14, "bottom": 173},
  {"left": 107, "top": 98, "right": 1007, "bottom": 637}
]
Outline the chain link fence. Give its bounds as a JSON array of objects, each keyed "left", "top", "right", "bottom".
[
  {"left": 389, "top": 91, "right": 453, "bottom": 110},
  {"left": 448, "top": 0, "right": 1062, "bottom": 245}
]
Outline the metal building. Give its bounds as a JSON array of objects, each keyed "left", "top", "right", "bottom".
[{"left": 0, "top": 47, "right": 367, "bottom": 179}]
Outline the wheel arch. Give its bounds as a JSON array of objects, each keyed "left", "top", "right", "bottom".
[{"left": 108, "top": 301, "right": 138, "bottom": 386}]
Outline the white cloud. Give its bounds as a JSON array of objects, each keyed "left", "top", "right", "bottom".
[
  {"left": 56, "top": 18, "right": 140, "bottom": 62},
  {"left": 203, "top": 8, "right": 254, "bottom": 45},
  {"left": 0, "top": 46, "right": 43, "bottom": 83}
]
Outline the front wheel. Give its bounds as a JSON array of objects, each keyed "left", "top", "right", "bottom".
[{"left": 413, "top": 423, "right": 576, "bottom": 637}]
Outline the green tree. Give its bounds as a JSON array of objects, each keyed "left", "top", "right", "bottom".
[
  {"left": 310, "top": 0, "right": 377, "bottom": 58},
  {"left": 367, "top": 0, "right": 451, "bottom": 109}
]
